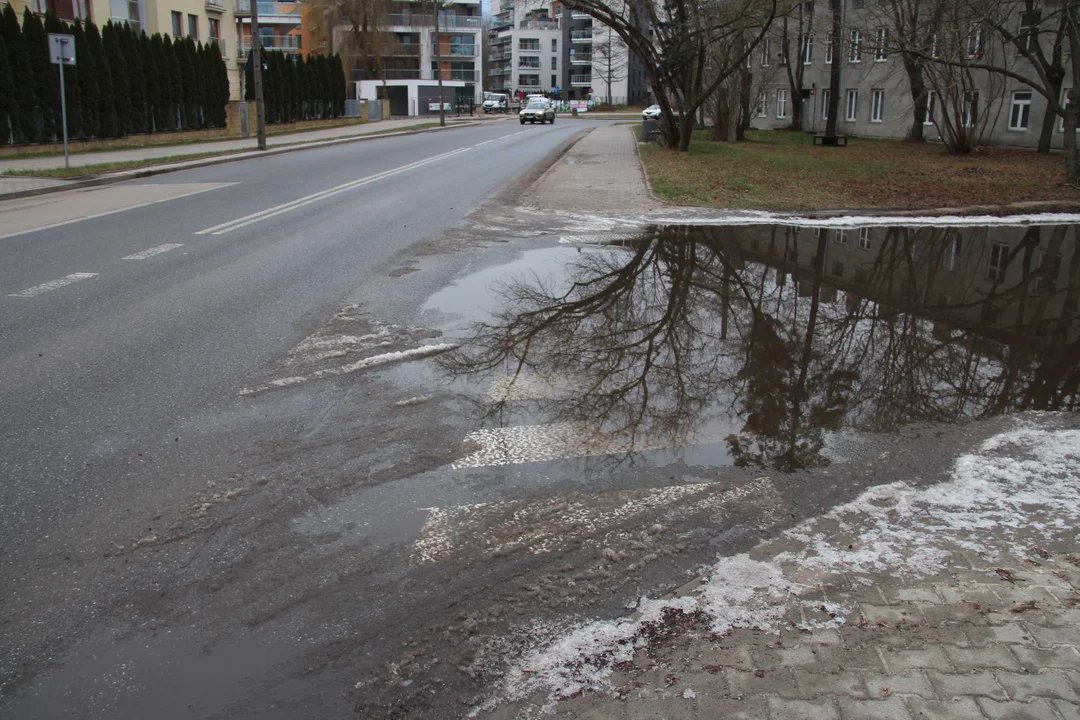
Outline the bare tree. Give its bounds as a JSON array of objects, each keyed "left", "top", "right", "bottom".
[
  {"left": 591, "top": 24, "right": 628, "bottom": 106},
  {"left": 779, "top": 0, "right": 815, "bottom": 130},
  {"left": 562, "top": 0, "right": 778, "bottom": 150}
]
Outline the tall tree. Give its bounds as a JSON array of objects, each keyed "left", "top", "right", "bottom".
[
  {"left": 2, "top": 4, "right": 37, "bottom": 142},
  {"left": 163, "top": 34, "right": 183, "bottom": 129},
  {"left": 0, "top": 35, "right": 14, "bottom": 144},
  {"left": 150, "top": 33, "right": 170, "bottom": 131},
  {"left": 119, "top": 24, "right": 146, "bottom": 132},
  {"left": 72, "top": 21, "right": 98, "bottom": 138},
  {"left": 823, "top": 0, "right": 842, "bottom": 138},
  {"left": 23, "top": 9, "right": 59, "bottom": 140},
  {"left": 102, "top": 22, "right": 132, "bottom": 135},
  {"left": 591, "top": 25, "right": 628, "bottom": 106},
  {"left": 178, "top": 37, "right": 198, "bottom": 128},
  {"left": 87, "top": 21, "right": 117, "bottom": 137},
  {"left": 779, "top": 0, "right": 814, "bottom": 131}
]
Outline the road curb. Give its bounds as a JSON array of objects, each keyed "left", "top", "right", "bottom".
[{"left": 0, "top": 121, "right": 485, "bottom": 202}]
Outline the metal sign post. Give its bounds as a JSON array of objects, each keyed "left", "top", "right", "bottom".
[{"left": 48, "top": 33, "right": 76, "bottom": 169}]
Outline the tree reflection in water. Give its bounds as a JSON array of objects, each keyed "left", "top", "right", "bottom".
[{"left": 441, "top": 224, "right": 1080, "bottom": 471}]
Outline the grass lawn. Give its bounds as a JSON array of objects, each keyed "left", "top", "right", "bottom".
[{"left": 637, "top": 128, "right": 1080, "bottom": 211}]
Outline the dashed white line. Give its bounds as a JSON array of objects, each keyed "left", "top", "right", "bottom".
[
  {"left": 122, "top": 243, "right": 184, "bottom": 260},
  {"left": 9, "top": 273, "right": 97, "bottom": 298},
  {"left": 473, "top": 139, "right": 495, "bottom": 147},
  {"left": 196, "top": 148, "right": 471, "bottom": 236}
]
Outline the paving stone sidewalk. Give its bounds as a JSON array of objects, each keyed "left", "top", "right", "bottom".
[
  {"left": 517, "top": 124, "right": 662, "bottom": 214},
  {"left": 488, "top": 426, "right": 1080, "bottom": 720}
]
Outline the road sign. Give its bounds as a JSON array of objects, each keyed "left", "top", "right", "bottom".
[{"left": 48, "top": 33, "right": 75, "bottom": 65}]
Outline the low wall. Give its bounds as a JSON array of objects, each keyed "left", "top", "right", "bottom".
[{"left": 0, "top": 103, "right": 370, "bottom": 158}]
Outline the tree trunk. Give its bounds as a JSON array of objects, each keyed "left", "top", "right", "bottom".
[
  {"left": 1064, "top": 104, "right": 1079, "bottom": 184},
  {"left": 824, "top": 0, "right": 842, "bottom": 138},
  {"left": 1037, "top": 77, "right": 1063, "bottom": 154},
  {"left": 904, "top": 56, "right": 926, "bottom": 142},
  {"left": 678, "top": 112, "right": 694, "bottom": 151}
]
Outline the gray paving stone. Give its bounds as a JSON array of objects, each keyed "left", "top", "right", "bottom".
[
  {"left": 1039, "top": 608, "right": 1080, "bottom": 629},
  {"left": 1025, "top": 626, "right": 1080, "bottom": 649},
  {"left": 879, "top": 647, "right": 955, "bottom": 673},
  {"left": 994, "top": 670, "right": 1080, "bottom": 703},
  {"left": 926, "top": 670, "right": 1009, "bottom": 701},
  {"left": 625, "top": 696, "right": 694, "bottom": 719},
  {"left": 862, "top": 604, "right": 925, "bottom": 626},
  {"left": 813, "top": 645, "right": 891, "bottom": 672},
  {"left": 859, "top": 671, "right": 938, "bottom": 700},
  {"left": 838, "top": 696, "right": 913, "bottom": 720},
  {"left": 886, "top": 588, "right": 945, "bottom": 605},
  {"left": 904, "top": 697, "right": 986, "bottom": 720},
  {"left": 940, "top": 585, "right": 1002, "bottom": 606},
  {"left": 966, "top": 625, "right": 1035, "bottom": 648},
  {"left": 975, "top": 696, "right": 1061, "bottom": 720},
  {"left": 723, "top": 668, "right": 795, "bottom": 698},
  {"left": 695, "top": 696, "right": 768, "bottom": 719},
  {"left": 751, "top": 645, "right": 821, "bottom": 668},
  {"left": 944, "top": 646, "right": 1023, "bottom": 672},
  {"left": 694, "top": 644, "right": 754, "bottom": 672},
  {"left": 805, "top": 629, "right": 843, "bottom": 646},
  {"left": 1009, "top": 646, "right": 1080, "bottom": 673},
  {"left": 1052, "top": 699, "right": 1080, "bottom": 720},
  {"left": 766, "top": 696, "right": 841, "bottom": 720},
  {"left": 791, "top": 669, "right": 869, "bottom": 699}
]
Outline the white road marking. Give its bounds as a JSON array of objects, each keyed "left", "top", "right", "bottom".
[
  {"left": 122, "top": 243, "right": 184, "bottom": 260},
  {"left": 196, "top": 148, "right": 471, "bottom": 236},
  {"left": 473, "top": 139, "right": 495, "bottom": 147},
  {"left": 0, "top": 185, "right": 233, "bottom": 241},
  {"left": 9, "top": 272, "right": 97, "bottom": 298}
]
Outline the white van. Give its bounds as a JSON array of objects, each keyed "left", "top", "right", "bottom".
[{"left": 483, "top": 93, "right": 510, "bottom": 113}]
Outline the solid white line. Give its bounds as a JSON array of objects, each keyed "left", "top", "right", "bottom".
[
  {"left": 196, "top": 148, "right": 471, "bottom": 236},
  {"left": 9, "top": 272, "right": 97, "bottom": 298},
  {"left": 473, "top": 139, "right": 495, "bottom": 147},
  {"left": 122, "top": 243, "right": 184, "bottom": 260},
  {"left": 0, "top": 185, "right": 234, "bottom": 242}
]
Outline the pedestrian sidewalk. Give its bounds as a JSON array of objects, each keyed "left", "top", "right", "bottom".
[
  {"left": 0, "top": 114, "right": 498, "bottom": 173},
  {"left": 518, "top": 124, "right": 663, "bottom": 214},
  {"left": 488, "top": 422, "right": 1080, "bottom": 720}
]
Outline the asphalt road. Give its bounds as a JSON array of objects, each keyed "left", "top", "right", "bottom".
[{"left": 0, "top": 118, "right": 588, "bottom": 718}]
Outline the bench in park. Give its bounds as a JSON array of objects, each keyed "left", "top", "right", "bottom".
[{"left": 812, "top": 134, "right": 849, "bottom": 147}]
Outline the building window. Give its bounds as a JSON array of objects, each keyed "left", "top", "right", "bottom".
[
  {"left": 519, "top": 38, "right": 540, "bottom": 51},
  {"left": 929, "top": 34, "right": 939, "bottom": 58},
  {"left": 777, "top": 89, "right": 788, "bottom": 118},
  {"left": 924, "top": 90, "right": 936, "bottom": 125},
  {"left": 848, "top": 29, "right": 861, "bottom": 62},
  {"left": 825, "top": 35, "right": 833, "bottom": 64},
  {"left": 171, "top": 10, "right": 182, "bottom": 36},
  {"left": 966, "top": 25, "right": 983, "bottom": 57},
  {"left": 875, "top": 28, "right": 888, "bottom": 61},
  {"left": 551, "top": 74, "right": 557, "bottom": 87},
  {"left": 962, "top": 91, "right": 979, "bottom": 127},
  {"left": 871, "top": 89, "right": 884, "bottom": 122},
  {"left": 858, "top": 228, "right": 871, "bottom": 250},
  {"left": 757, "top": 91, "right": 768, "bottom": 117},
  {"left": 187, "top": 14, "right": 198, "bottom": 39},
  {"left": 551, "top": 38, "right": 557, "bottom": 52},
  {"left": 111, "top": 0, "right": 141, "bottom": 32},
  {"left": 845, "top": 89, "right": 858, "bottom": 122},
  {"left": 208, "top": 17, "right": 220, "bottom": 39},
  {"left": 760, "top": 37, "right": 771, "bottom": 67},
  {"left": 1019, "top": 10, "right": 1041, "bottom": 52},
  {"left": 779, "top": 42, "right": 789, "bottom": 66},
  {"left": 943, "top": 235, "right": 960, "bottom": 272},
  {"left": 988, "top": 242, "right": 1009, "bottom": 281},
  {"left": 519, "top": 56, "right": 540, "bottom": 68},
  {"left": 1009, "top": 90, "right": 1032, "bottom": 130},
  {"left": 821, "top": 89, "right": 830, "bottom": 120},
  {"left": 803, "top": 34, "right": 813, "bottom": 64},
  {"left": 518, "top": 74, "right": 540, "bottom": 87},
  {"left": 551, "top": 56, "right": 557, "bottom": 69},
  {"left": 1059, "top": 88, "right": 1074, "bottom": 132},
  {"left": 834, "top": 229, "right": 847, "bottom": 244}
]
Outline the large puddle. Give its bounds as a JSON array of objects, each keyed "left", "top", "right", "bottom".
[{"left": 434, "top": 222, "right": 1080, "bottom": 471}]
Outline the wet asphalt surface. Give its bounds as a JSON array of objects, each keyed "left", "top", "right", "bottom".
[{"left": 3, "top": 124, "right": 1079, "bottom": 720}]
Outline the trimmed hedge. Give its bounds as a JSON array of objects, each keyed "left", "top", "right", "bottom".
[{"left": 243, "top": 49, "right": 346, "bottom": 124}]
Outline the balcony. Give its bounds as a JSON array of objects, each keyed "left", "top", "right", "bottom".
[
  {"left": 570, "top": 73, "right": 591, "bottom": 85},
  {"left": 571, "top": 30, "right": 593, "bottom": 42},
  {"left": 570, "top": 11, "right": 590, "bottom": 19},
  {"left": 518, "top": 44, "right": 542, "bottom": 53},
  {"left": 517, "top": 79, "right": 541, "bottom": 88},
  {"left": 440, "top": 14, "right": 482, "bottom": 28},
  {"left": 211, "top": 36, "right": 227, "bottom": 55},
  {"left": 517, "top": 61, "right": 540, "bottom": 69},
  {"left": 520, "top": 19, "right": 559, "bottom": 30},
  {"left": 382, "top": 44, "right": 421, "bottom": 57},
  {"left": 491, "top": 34, "right": 511, "bottom": 45},
  {"left": 205, "top": 0, "right": 225, "bottom": 12},
  {"left": 489, "top": 50, "right": 511, "bottom": 61},
  {"left": 488, "top": 67, "right": 509, "bottom": 76},
  {"left": 378, "top": 68, "right": 478, "bottom": 82},
  {"left": 238, "top": 34, "right": 301, "bottom": 53},
  {"left": 384, "top": 12, "right": 480, "bottom": 28},
  {"left": 569, "top": 53, "right": 591, "bottom": 64},
  {"left": 432, "top": 44, "right": 478, "bottom": 57},
  {"left": 234, "top": 0, "right": 302, "bottom": 20}
]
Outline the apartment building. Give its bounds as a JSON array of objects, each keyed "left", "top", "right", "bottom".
[
  {"left": 488, "top": 0, "right": 648, "bottom": 105},
  {"left": 748, "top": 0, "right": 1074, "bottom": 150},
  {"left": 345, "top": 0, "right": 482, "bottom": 116}
]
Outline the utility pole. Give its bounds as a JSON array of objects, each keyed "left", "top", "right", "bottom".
[
  {"left": 251, "top": 0, "right": 268, "bottom": 150},
  {"left": 434, "top": 0, "right": 446, "bottom": 127}
]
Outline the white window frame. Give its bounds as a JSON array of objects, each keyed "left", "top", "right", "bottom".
[
  {"left": 777, "top": 88, "right": 788, "bottom": 119},
  {"left": 1059, "top": 88, "right": 1074, "bottom": 132},
  {"left": 924, "top": 90, "right": 936, "bottom": 125},
  {"left": 875, "top": 27, "right": 888, "bottom": 61},
  {"left": 803, "top": 34, "right": 813, "bottom": 64},
  {"left": 825, "top": 35, "right": 834, "bottom": 64},
  {"left": 761, "top": 38, "right": 771, "bottom": 67},
  {"left": 858, "top": 228, "right": 871, "bottom": 250},
  {"left": 834, "top": 229, "right": 848, "bottom": 244},
  {"left": 929, "top": 33, "right": 939, "bottom": 58},
  {"left": 871, "top": 89, "right": 884, "bottom": 122},
  {"left": 1018, "top": 10, "right": 1040, "bottom": 53},
  {"left": 821, "top": 89, "right": 830, "bottom": 120},
  {"left": 849, "top": 29, "right": 861, "bottom": 63},
  {"left": 966, "top": 24, "right": 983, "bottom": 58},
  {"left": 845, "top": 89, "right": 858, "bottom": 122},
  {"left": 962, "top": 91, "right": 979, "bottom": 128},
  {"left": 1009, "top": 90, "right": 1032, "bottom": 130},
  {"left": 757, "top": 91, "right": 768, "bottom": 117},
  {"left": 988, "top": 242, "right": 1009, "bottom": 281}
]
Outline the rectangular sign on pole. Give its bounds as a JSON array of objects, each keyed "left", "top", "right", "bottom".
[{"left": 48, "top": 33, "right": 76, "bottom": 65}]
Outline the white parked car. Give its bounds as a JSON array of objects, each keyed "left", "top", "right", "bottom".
[{"left": 642, "top": 104, "right": 661, "bottom": 119}]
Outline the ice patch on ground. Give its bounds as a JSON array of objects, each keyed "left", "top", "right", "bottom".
[{"left": 480, "top": 421, "right": 1080, "bottom": 709}]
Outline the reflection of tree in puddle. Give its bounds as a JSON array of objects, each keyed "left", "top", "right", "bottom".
[{"left": 442, "top": 224, "right": 1080, "bottom": 471}]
